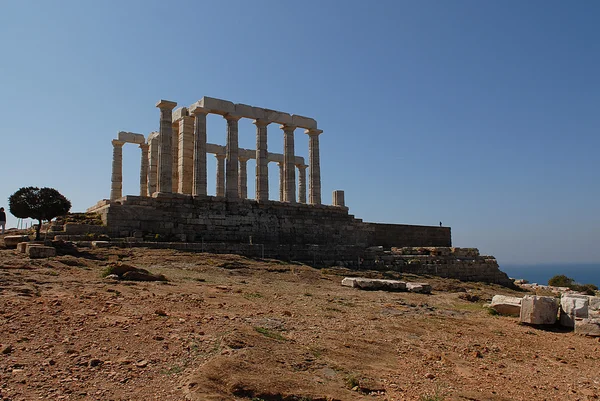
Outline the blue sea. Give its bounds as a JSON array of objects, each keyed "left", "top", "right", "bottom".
[{"left": 500, "top": 263, "right": 600, "bottom": 288}]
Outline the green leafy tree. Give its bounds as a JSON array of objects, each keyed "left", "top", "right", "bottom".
[
  {"left": 8, "top": 187, "right": 72, "bottom": 240},
  {"left": 548, "top": 274, "right": 574, "bottom": 287}
]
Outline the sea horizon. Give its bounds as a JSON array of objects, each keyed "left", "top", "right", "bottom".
[{"left": 499, "top": 263, "right": 600, "bottom": 288}]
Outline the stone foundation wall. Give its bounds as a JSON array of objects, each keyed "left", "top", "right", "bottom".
[{"left": 87, "top": 194, "right": 451, "bottom": 249}]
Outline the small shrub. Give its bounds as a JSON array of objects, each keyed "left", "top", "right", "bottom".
[
  {"left": 344, "top": 374, "right": 360, "bottom": 389},
  {"left": 254, "top": 327, "right": 286, "bottom": 341},
  {"left": 548, "top": 275, "right": 574, "bottom": 287}
]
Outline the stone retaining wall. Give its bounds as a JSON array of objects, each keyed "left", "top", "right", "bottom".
[{"left": 87, "top": 194, "right": 450, "bottom": 249}]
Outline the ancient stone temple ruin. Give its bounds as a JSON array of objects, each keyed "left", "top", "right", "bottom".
[{"left": 85, "top": 96, "right": 512, "bottom": 286}]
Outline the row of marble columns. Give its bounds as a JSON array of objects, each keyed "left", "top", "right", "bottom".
[
  {"left": 155, "top": 100, "right": 322, "bottom": 205},
  {"left": 110, "top": 101, "right": 322, "bottom": 205}
]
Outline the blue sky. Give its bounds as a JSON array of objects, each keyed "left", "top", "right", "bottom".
[{"left": 1, "top": 1, "right": 598, "bottom": 265}]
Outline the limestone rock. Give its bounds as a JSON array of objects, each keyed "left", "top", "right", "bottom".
[
  {"left": 27, "top": 245, "right": 56, "bottom": 259},
  {"left": 575, "top": 318, "right": 600, "bottom": 337},
  {"left": 341, "top": 277, "right": 406, "bottom": 291},
  {"left": 92, "top": 241, "right": 111, "bottom": 248},
  {"left": 520, "top": 295, "right": 558, "bottom": 325},
  {"left": 588, "top": 296, "right": 600, "bottom": 317},
  {"left": 3, "top": 235, "right": 30, "bottom": 249},
  {"left": 560, "top": 294, "right": 589, "bottom": 328},
  {"left": 406, "top": 282, "right": 432, "bottom": 294},
  {"left": 16, "top": 242, "right": 28, "bottom": 253},
  {"left": 491, "top": 295, "right": 522, "bottom": 316}
]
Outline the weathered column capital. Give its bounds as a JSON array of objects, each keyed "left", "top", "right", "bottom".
[
  {"left": 238, "top": 156, "right": 250, "bottom": 163},
  {"left": 295, "top": 163, "right": 308, "bottom": 170},
  {"left": 280, "top": 124, "right": 297, "bottom": 133},
  {"left": 215, "top": 153, "right": 227, "bottom": 160},
  {"left": 156, "top": 100, "right": 177, "bottom": 110},
  {"left": 253, "top": 119, "right": 270, "bottom": 128},
  {"left": 224, "top": 113, "right": 242, "bottom": 122},
  {"left": 139, "top": 143, "right": 149, "bottom": 150},
  {"left": 112, "top": 139, "right": 125, "bottom": 147},
  {"left": 305, "top": 128, "right": 323, "bottom": 137},
  {"left": 190, "top": 104, "right": 209, "bottom": 116}
]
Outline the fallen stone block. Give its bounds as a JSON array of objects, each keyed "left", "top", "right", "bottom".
[
  {"left": 520, "top": 295, "right": 558, "bottom": 325},
  {"left": 3, "top": 235, "right": 30, "bottom": 249},
  {"left": 341, "top": 277, "right": 406, "bottom": 291},
  {"left": 92, "top": 241, "right": 111, "bottom": 248},
  {"left": 588, "top": 296, "right": 600, "bottom": 317},
  {"left": 560, "top": 294, "right": 589, "bottom": 328},
  {"left": 27, "top": 245, "right": 56, "bottom": 259},
  {"left": 406, "top": 282, "right": 432, "bottom": 294},
  {"left": 575, "top": 318, "right": 600, "bottom": 337},
  {"left": 16, "top": 242, "right": 28, "bottom": 253},
  {"left": 491, "top": 295, "right": 522, "bottom": 316}
]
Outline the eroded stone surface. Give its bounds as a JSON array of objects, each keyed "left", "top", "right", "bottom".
[
  {"left": 27, "top": 245, "right": 56, "bottom": 259},
  {"left": 560, "top": 294, "right": 589, "bottom": 328},
  {"left": 520, "top": 295, "right": 558, "bottom": 325},
  {"left": 3, "top": 235, "right": 29, "bottom": 249},
  {"left": 575, "top": 318, "right": 600, "bottom": 337},
  {"left": 491, "top": 295, "right": 522, "bottom": 316}
]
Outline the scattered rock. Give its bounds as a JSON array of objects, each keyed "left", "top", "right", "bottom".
[
  {"left": 1, "top": 344, "right": 13, "bottom": 354},
  {"left": 520, "top": 295, "right": 558, "bottom": 325},
  {"left": 27, "top": 245, "right": 57, "bottom": 259},
  {"left": 575, "top": 318, "right": 600, "bottom": 337},
  {"left": 135, "top": 360, "right": 149, "bottom": 368},
  {"left": 560, "top": 294, "right": 589, "bottom": 328},
  {"left": 406, "top": 282, "right": 432, "bottom": 294},
  {"left": 89, "top": 358, "right": 103, "bottom": 367},
  {"left": 342, "top": 277, "right": 407, "bottom": 291},
  {"left": 3, "top": 235, "right": 30, "bottom": 249},
  {"left": 490, "top": 295, "right": 522, "bottom": 316}
]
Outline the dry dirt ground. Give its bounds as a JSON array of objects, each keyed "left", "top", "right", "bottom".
[{"left": 1, "top": 238, "right": 599, "bottom": 401}]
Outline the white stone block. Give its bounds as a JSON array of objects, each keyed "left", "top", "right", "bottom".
[
  {"left": 198, "top": 96, "right": 235, "bottom": 115},
  {"left": 589, "top": 296, "right": 600, "bottom": 317},
  {"left": 490, "top": 295, "right": 522, "bottom": 316},
  {"left": 560, "top": 294, "right": 589, "bottom": 327},
  {"left": 27, "top": 245, "right": 56, "bottom": 258},
  {"left": 3, "top": 235, "right": 30, "bottom": 248},
  {"left": 575, "top": 318, "right": 600, "bottom": 337},
  {"left": 117, "top": 131, "right": 145, "bottom": 144},
  {"left": 406, "top": 282, "right": 432, "bottom": 294},
  {"left": 16, "top": 242, "right": 28, "bottom": 253},
  {"left": 520, "top": 295, "right": 558, "bottom": 325},
  {"left": 292, "top": 114, "right": 317, "bottom": 129},
  {"left": 92, "top": 241, "right": 111, "bottom": 248},
  {"left": 341, "top": 277, "right": 406, "bottom": 291}
]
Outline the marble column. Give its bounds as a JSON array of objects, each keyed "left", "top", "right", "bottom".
[
  {"left": 277, "top": 162, "right": 284, "bottom": 201},
  {"left": 148, "top": 134, "right": 159, "bottom": 195},
  {"left": 238, "top": 157, "right": 249, "bottom": 199},
  {"left": 190, "top": 106, "right": 208, "bottom": 196},
  {"left": 253, "top": 119, "right": 269, "bottom": 202},
  {"left": 297, "top": 164, "right": 307, "bottom": 204},
  {"left": 306, "top": 129, "right": 323, "bottom": 205},
  {"left": 281, "top": 125, "right": 296, "bottom": 203},
  {"left": 215, "top": 154, "right": 226, "bottom": 197},
  {"left": 332, "top": 190, "right": 345, "bottom": 207},
  {"left": 224, "top": 114, "right": 241, "bottom": 199},
  {"left": 171, "top": 121, "right": 180, "bottom": 193},
  {"left": 110, "top": 139, "right": 125, "bottom": 201},
  {"left": 139, "top": 143, "right": 149, "bottom": 197},
  {"left": 178, "top": 116, "right": 194, "bottom": 194},
  {"left": 156, "top": 100, "right": 177, "bottom": 193}
]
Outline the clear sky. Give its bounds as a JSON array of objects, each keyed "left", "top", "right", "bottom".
[{"left": 1, "top": 1, "right": 598, "bottom": 265}]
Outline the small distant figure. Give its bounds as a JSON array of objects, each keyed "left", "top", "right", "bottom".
[
  {"left": 0, "top": 207, "right": 6, "bottom": 234},
  {"left": 439, "top": 221, "right": 442, "bottom": 227}
]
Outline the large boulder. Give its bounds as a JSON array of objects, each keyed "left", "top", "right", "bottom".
[
  {"left": 406, "top": 282, "right": 432, "bottom": 294},
  {"left": 560, "top": 294, "right": 589, "bottom": 328},
  {"left": 575, "top": 318, "right": 600, "bottom": 337},
  {"left": 3, "top": 235, "right": 30, "bottom": 249},
  {"left": 520, "top": 295, "right": 558, "bottom": 325},
  {"left": 490, "top": 295, "right": 522, "bottom": 316}
]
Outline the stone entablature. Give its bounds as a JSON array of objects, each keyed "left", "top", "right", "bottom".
[{"left": 109, "top": 97, "right": 324, "bottom": 207}]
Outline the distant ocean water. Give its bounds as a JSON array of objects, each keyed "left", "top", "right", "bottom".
[{"left": 500, "top": 263, "right": 600, "bottom": 288}]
